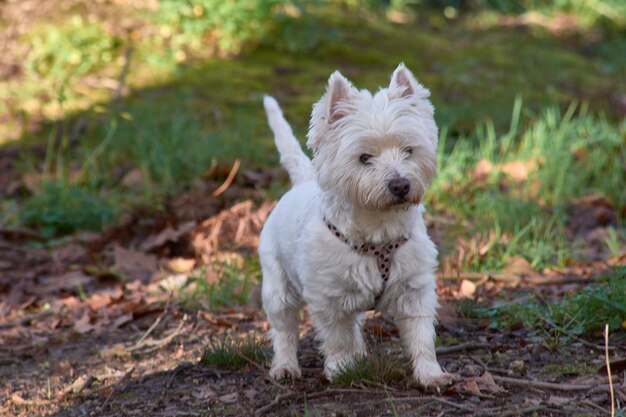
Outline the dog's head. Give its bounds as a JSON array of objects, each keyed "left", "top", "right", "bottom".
[{"left": 307, "top": 64, "right": 438, "bottom": 211}]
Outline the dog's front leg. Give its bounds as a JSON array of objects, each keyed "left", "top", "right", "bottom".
[
  {"left": 393, "top": 281, "right": 455, "bottom": 388},
  {"left": 309, "top": 306, "right": 366, "bottom": 380}
]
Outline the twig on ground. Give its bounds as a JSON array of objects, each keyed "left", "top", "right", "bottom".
[
  {"left": 212, "top": 159, "right": 240, "bottom": 197},
  {"left": 101, "top": 366, "right": 135, "bottom": 410},
  {"left": 492, "top": 375, "right": 592, "bottom": 391},
  {"left": 425, "top": 396, "right": 475, "bottom": 412},
  {"left": 438, "top": 272, "right": 519, "bottom": 284},
  {"left": 436, "top": 342, "right": 490, "bottom": 355},
  {"left": 60, "top": 375, "right": 97, "bottom": 397},
  {"left": 127, "top": 320, "right": 186, "bottom": 353},
  {"left": 582, "top": 399, "right": 612, "bottom": 415},
  {"left": 136, "top": 299, "right": 170, "bottom": 346},
  {"left": 500, "top": 406, "right": 550, "bottom": 416},
  {"left": 254, "top": 391, "right": 299, "bottom": 417},
  {"left": 605, "top": 324, "right": 616, "bottom": 417}
]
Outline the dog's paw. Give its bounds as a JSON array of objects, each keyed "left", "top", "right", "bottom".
[
  {"left": 269, "top": 363, "right": 302, "bottom": 380},
  {"left": 412, "top": 361, "right": 456, "bottom": 389},
  {"left": 414, "top": 370, "right": 456, "bottom": 389}
]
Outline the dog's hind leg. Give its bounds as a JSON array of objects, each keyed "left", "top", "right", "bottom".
[{"left": 261, "top": 256, "right": 302, "bottom": 380}]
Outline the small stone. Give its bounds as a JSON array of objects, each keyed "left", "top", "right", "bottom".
[{"left": 509, "top": 359, "right": 525, "bottom": 373}]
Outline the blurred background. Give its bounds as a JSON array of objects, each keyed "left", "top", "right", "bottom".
[{"left": 0, "top": 0, "right": 624, "bottom": 281}]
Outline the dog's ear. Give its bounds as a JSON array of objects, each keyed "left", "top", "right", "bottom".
[
  {"left": 327, "top": 71, "right": 355, "bottom": 124},
  {"left": 389, "top": 63, "right": 430, "bottom": 100},
  {"left": 307, "top": 71, "right": 355, "bottom": 151}
]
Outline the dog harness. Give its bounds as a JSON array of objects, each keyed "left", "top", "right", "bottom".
[{"left": 324, "top": 218, "right": 408, "bottom": 308}]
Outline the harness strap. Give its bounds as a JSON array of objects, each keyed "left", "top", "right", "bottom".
[{"left": 324, "top": 218, "right": 408, "bottom": 308}]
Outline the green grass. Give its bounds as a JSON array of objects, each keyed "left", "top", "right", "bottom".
[
  {"left": 332, "top": 350, "right": 409, "bottom": 386},
  {"left": 180, "top": 258, "right": 260, "bottom": 310},
  {"left": 201, "top": 334, "right": 268, "bottom": 369},
  {"left": 18, "top": 180, "right": 120, "bottom": 237},
  {"left": 430, "top": 101, "right": 625, "bottom": 271},
  {"left": 1, "top": 1, "right": 624, "bottom": 278},
  {"left": 460, "top": 266, "right": 626, "bottom": 347}
]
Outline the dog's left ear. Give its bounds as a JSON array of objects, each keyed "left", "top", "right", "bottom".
[{"left": 389, "top": 63, "right": 430, "bottom": 100}]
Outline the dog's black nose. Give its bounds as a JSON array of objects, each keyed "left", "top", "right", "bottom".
[{"left": 388, "top": 178, "right": 410, "bottom": 198}]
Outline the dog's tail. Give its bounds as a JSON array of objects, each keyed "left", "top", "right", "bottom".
[{"left": 263, "top": 96, "right": 315, "bottom": 186}]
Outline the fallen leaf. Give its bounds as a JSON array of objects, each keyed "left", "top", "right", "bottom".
[
  {"left": 114, "top": 246, "right": 158, "bottom": 282},
  {"left": 460, "top": 279, "right": 477, "bottom": 298},
  {"left": 140, "top": 221, "right": 196, "bottom": 252},
  {"left": 503, "top": 256, "right": 539, "bottom": 279},
  {"left": 85, "top": 293, "right": 113, "bottom": 310},
  {"left": 74, "top": 311, "right": 96, "bottom": 334},
  {"left": 120, "top": 169, "right": 143, "bottom": 188},
  {"left": 474, "top": 371, "right": 505, "bottom": 394},
  {"left": 472, "top": 159, "right": 494, "bottom": 181},
  {"left": 192, "top": 387, "right": 217, "bottom": 400},
  {"left": 35, "top": 271, "right": 92, "bottom": 294},
  {"left": 547, "top": 395, "right": 569, "bottom": 406},
  {"left": 112, "top": 313, "right": 134, "bottom": 329},
  {"left": 459, "top": 379, "right": 482, "bottom": 396},
  {"left": 164, "top": 257, "right": 196, "bottom": 273},
  {"left": 219, "top": 392, "right": 238, "bottom": 403},
  {"left": 499, "top": 159, "right": 537, "bottom": 182},
  {"left": 101, "top": 343, "right": 127, "bottom": 358}
]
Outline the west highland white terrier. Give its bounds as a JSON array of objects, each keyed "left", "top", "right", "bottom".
[{"left": 259, "top": 64, "right": 453, "bottom": 388}]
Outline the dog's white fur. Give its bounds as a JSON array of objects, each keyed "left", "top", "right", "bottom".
[{"left": 259, "top": 64, "right": 453, "bottom": 387}]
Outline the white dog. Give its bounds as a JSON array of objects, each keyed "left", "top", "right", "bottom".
[{"left": 259, "top": 64, "right": 453, "bottom": 388}]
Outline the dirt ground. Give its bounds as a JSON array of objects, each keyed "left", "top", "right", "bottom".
[{"left": 1, "top": 178, "right": 624, "bottom": 417}]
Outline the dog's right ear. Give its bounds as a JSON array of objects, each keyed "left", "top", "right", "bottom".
[
  {"left": 326, "top": 71, "right": 354, "bottom": 124},
  {"left": 308, "top": 71, "right": 355, "bottom": 151}
]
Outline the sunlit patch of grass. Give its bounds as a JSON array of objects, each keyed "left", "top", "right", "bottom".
[
  {"left": 462, "top": 266, "right": 626, "bottom": 347},
  {"left": 429, "top": 101, "right": 625, "bottom": 271},
  {"left": 201, "top": 335, "right": 267, "bottom": 369},
  {"left": 180, "top": 257, "right": 260, "bottom": 310},
  {"left": 332, "top": 350, "right": 409, "bottom": 386}
]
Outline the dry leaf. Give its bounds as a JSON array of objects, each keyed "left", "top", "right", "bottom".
[
  {"left": 503, "top": 256, "right": 539, "bottom": 279},
  {"left": 499, "top": 159, "right": 537, "bottom": 182},
  {"left": 112, "top": 313, "right": 134, "bottom": 329},
  {"left": 164, "top": 257, "right": 196, "bottom": 273},
  {"left": 460, "top": 380, "right": 482, "bottom": 396},
  {"left": 121, "top": 169, "right": 143, "bottom": 188},
  {"left": 473, "top": 159, "right": 495, "bottom": 180},
  {"left": 140, "top": 221, "right": 196, "bottom": 252},
  {"left": 475, "top": 371, "right": 505, "bottom": 394},
  {"left": 36, "top": 271, "right": 92, "bottom": 294},
  {"left": 74, "top": 311, "right": 96, "bottom": 334},
  {"left": 460, "top": 279, "right": 477, "bottom": 298},
  {"left": 219, "top": 392, "right": 238, "bottom": 403},
  {"left": 192, "top": 387, "right": 217, "bottom": 400},
  {"left": 114, "top": 246, "right": 158, "bottom": 282},
  {"left": 85, "top": 293, "right": 113, "bottom": 310}
]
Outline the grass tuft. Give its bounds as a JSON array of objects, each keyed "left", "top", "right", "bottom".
[
  {"left": 18, "top": 180, "right": 120, "bottom": 237},
  {"left": 462, "top": 266, "right": 626, "bottom": 347},
  {"left": 180, "top": 258, "right": 260, "bottom": 310},
  {"left": 201, "top": 335, "right": 267, "bottom": 369},
  {"left": 332, "top": 350, "right": 409, "bottom": 386}
]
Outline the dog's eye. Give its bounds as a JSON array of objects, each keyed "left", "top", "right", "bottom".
[
  {"left": 359, "top": 154, "right": 372, "bottom": 164},
  {"left": 404, "top": 147, "right": 413, "bottom": 155}
]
